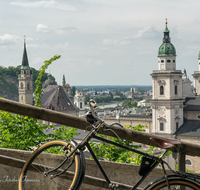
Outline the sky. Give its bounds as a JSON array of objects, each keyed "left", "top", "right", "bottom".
[{"left": 1, "top": 0, "right": 200, "bottom": 86}]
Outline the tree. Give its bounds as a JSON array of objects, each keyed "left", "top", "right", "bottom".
[
  {"left": 0, "top": 55, "right": 77, "bottom": 151},
  {"left": 84, "top": 95, "right": 90, "bottom": 104},
  {"left": 89, "top": 124, "right": 154, "bottom": 165},
  {"left": 71, "top": 86, "right": 76, "bottom": 96},
  {"left": 138, "top": 97, "right": 143, "bottom": 101}
]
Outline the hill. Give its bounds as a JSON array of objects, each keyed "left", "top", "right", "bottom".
[{"left": 0, "top": 66, "right": 55, "bottom": 101}]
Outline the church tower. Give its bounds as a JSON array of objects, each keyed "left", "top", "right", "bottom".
[
  {"left": 62, "top": 74, "right": 66, "bottom": 86},
  {"left": 151, "top": 20, "right": 184, "bottom": 134},
  {"left": 192, "top": 52, "right": 200, "bottom": 95},
  {"left": 18, "top": 37, "right": 33, "bottom": 104}
]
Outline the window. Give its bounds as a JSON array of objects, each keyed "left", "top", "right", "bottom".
[
  {"left": 167, "top": 60, "right": 171, "bottom": 63},
  {"left": 21, "top": 96, "right": 23, "bottom": 101},
  {"left": 176, "top": 122, "right": 178, "bottom": 131},
  {"left": 27, "top": 82, "right": 30, "bottom": 90},
  {"left": 173, "top": 60, "right": 175, "bottom": 63},
  {"left": 21, "top": 70, "right": 24, "bottom": 74},
  {"left": 175, "top": 85, "right": 178, "bottom": 95},
  {"left": 160, "top": 123, "right": 164, "bottom": 131},
  {"left": 185, "top": 159, "right": 192, "bottom": 165},
  {"left": 161, "top": 60, "right": 164, "bottom": 63},
  {"left": 160, "top": 86, "right": 164, "bottom": 95},
  {"left": 80, "top": 102, "right": 82, "bottom": 109},
  {"left": 21, "top": 82, "right": 23, "bottom": 89}
]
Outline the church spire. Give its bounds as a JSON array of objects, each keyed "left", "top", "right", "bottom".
[
  {"left": 163, "top": 19, "right": 171, "bottom": 43},
  {"left": 62, "top": 74, "right": 66, "bottom": 86},
  {"left": 21, "top": 35, "right": 30, "bottom": 69}
]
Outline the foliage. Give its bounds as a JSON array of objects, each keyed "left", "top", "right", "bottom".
[
  {"left": 89, "top": 124, "right": 154, "bottom": 164},
  {"left": 122, "top": 99, "right": 137, "bottom": 107},
  {"left": 0, "top": 65, "right": 53, "bottom": 90},
  {"left": 94, "top": 96, "right": 112, "bottom": 103},
  {"left": 34, "top": 55, "right": 61, "bottom": 107},
  {"left": 0, "top": 55, "right": 78, "bottom": 151},
  {"left": 84, "top": 95, "right": 90, "bottom": 104},
  {"left": 71, "top": 86, "right": 76, "bottom": 96},
  {"left": 138, "top": 97, "right": 143, "bottom": 101}
]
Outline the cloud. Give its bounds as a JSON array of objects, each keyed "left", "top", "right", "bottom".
[
  {"left": 54, "top": 42, "right": 69, "bottom": 50},
  {"left": 102, "top": 39, "right": 118, "bottom": 46},
  {"left": 102, "top": 39, "right": 130, "bottom": 46},
  {"left": 27, "top": 44, "right": 40, "bottom": 49},
  {"left": 10, "top": 1, "right": 77, "bottom": 11},
  {"left": 36, "top": 24, "right": 50, "bottom": 33},
  {"left": 56, "top": 27, "right": 80, "bottom": 35},
  {"left": 119, "top": 41, "right": 130, "bottom": 45},
  {"left": 0, "top": 34, "right": 21, "bottom": 45},
  {"left": 32, "top": 57, "right": 44, "bottom": 66},
  {"left": 126, "top": 26, "right": 160, "bottom": 40}
]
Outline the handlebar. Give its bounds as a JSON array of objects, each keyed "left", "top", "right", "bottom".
[{"left": 89, "top": 99, "right": 131, "bottom": 135}]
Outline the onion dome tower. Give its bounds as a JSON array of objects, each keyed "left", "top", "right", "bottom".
[
  {"left": 158, "top": 20, "right": 176, "bottom": 70},
  {"left": 18, "top": 36, "right": 33, "bottom": 104},
  {"left": 151, "top": 20, "right": 184, "bottom": 134}
]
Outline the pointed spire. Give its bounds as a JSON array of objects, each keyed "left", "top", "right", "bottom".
[
  {"left": 21, "top": 35, "right": 30, "bottom": 69},
  {"left": 162, "top": 19, "right": 171, "bottom": 43},
  {"left": 62, "top": 74, "right": 66, "bottom": 86}
]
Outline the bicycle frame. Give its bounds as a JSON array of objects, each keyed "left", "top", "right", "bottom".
[{"left": 84, "top": 132, "right": 169, "bottom": 190}]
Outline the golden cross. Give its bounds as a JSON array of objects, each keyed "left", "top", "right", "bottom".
[{"left": 165, "top": 18, "right": 168, "bottom": 24}]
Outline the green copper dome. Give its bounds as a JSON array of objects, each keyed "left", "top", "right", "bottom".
[
  {"left": 158, "top": 22, "right": 176, "bottom": 57},
  {"left": 198, "top": 51, "right": 200, "bottom": 59}
]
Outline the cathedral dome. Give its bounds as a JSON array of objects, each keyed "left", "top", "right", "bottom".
[
  {"left": 158, "top": 21, "right": 176, "bottom": 57},
  {"left": 42, "top": 73, "right": 57, "bottom": 88},
  {"left": 158, "top": 43, "right": 176, "bottom": 56}
]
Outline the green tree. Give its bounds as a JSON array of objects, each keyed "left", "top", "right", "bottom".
[
  {"left": 89, "top": 124, "right": 153, "bottom": 164},
  {"left": 71, "top": 86, "right": 76, "bottom": 96},
  {"left": 84, "top": 95, "right": 90, "bottom": 104},
  {"left": 0, "top": 55, "right": 77, "bottom": 151},
  {"left": 138, "top": 97, "right": 143, "bottom": 101}
]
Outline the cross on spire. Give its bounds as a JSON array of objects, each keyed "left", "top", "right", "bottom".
[
  {"left": 24, "top": 35, "right": 26, "bottom": 43},
  {"left": 165, "top": 18, "right": 168, "bottom": 24}
]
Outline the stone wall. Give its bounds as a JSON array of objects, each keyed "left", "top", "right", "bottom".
[{"left": 0, "top": 148, "right": 175, "bottom": 190}]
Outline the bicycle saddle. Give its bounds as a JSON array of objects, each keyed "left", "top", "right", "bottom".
[{"left": 150, "top": 137, "right": 181, "bottom": 149}]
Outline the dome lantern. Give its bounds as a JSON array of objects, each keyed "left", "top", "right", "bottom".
[{"left": 158, "top": 20, "right": 176, "bottom": 57}]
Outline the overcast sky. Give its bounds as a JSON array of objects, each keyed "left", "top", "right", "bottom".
[{"left": 1, "top": 0, "right": 200, "bottom": 85}]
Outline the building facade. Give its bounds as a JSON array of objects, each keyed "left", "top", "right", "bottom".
[
  {"left": 74, "top": 89, "right": 85, "bottom": 110},
  {"left": 192, "top": 52, "right": 200, "bottom": 95},
  {"left": 151, "top": 21, "right": 184, "bottom": 134}
]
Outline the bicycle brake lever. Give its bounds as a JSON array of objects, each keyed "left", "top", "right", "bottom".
[{"left": 103, "top": 128, "right": 122, "bottom": 141}]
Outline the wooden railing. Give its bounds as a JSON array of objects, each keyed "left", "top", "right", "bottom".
[{"left": 0, "top": 98, "right": 198, "bottom": 189}]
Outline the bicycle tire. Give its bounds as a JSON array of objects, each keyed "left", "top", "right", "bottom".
[
  {"left": 19, "top": 140, "right": 85, "bottom": 190},
  {"left": 144, "top": 175, "right": 200, "bottom": 190}
]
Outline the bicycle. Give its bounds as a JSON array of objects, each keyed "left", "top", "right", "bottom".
[{"left": 19, "top": 99, "right": 200, "bottom": 190}]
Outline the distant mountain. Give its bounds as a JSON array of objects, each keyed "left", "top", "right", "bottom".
[{"left": 75, "top": 85, "right": 152, "bottom": 91}]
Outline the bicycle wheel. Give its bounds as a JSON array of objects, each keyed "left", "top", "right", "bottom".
[
  {"left": 19, "top": 140, "right": 85, "bottom": 190},
  {"left": 145, "top": 175, "right": 200, "bottom": 190}
]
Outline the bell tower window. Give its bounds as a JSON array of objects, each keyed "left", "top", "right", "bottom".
[
  {"left": 21, "top": 82, "right": 23, "bottom": 89},
  {"left": 27, "top": 82, "right": 30, "bottom": 90},
  {"left": 175, "top": 85, "right": 178, "bottom": 95},
  {"left": 160, "top": 86, "right": 164, "bottom": 95}
]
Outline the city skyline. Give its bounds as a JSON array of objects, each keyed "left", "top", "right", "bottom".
[{"left": 0, "top": 0, "right": 200, "bottom": 85}]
